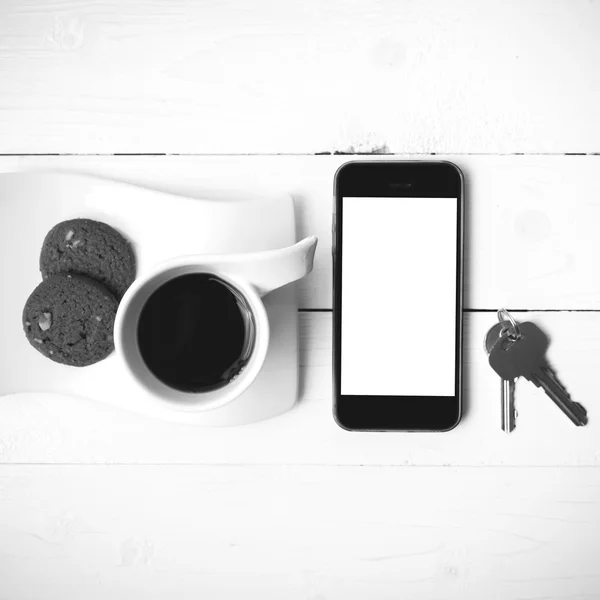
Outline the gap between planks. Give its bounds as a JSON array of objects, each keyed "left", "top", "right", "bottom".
[
  {"left": 1, "top": 463, "right": 600, "bottom": 468},
  {"left": 298, "top": 309, "right": 600, "bottom": 312},
  {"left": 0, "top": 153, "right": 599, "bottom": 157}
]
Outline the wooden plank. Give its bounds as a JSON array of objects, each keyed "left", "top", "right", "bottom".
[
  {"left": 1, "top": 0, "right": 599, "bottom": 153},
  {"left": 1, "top": 311, "right": 599, "bottom": 466},
  {"left": 0, "top": 465, "right": 599, "bottom": 599},
  {"left": 1, "top": 154, "right": 600, "bottom": 310}
]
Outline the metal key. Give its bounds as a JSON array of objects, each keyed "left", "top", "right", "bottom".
[
  {"left": 489, "top": 321, "right": 588, "bottom": 426},
  {"left": 484, "top": 320, "right": 517, "bottom": 432}
]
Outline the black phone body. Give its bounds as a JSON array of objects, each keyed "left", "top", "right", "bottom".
[{"left": 333, "top": 161, "right": 464, "bottom": 431}]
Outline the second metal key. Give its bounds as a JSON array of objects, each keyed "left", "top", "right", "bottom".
[{"left": 485, "top": 320, "right": 517, "bottom": 432}]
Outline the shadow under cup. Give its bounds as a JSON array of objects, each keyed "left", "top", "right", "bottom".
[{"left": 116, "top": 268, "right": 269, "bottom": 410}]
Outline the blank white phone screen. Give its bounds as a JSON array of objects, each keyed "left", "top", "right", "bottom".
[{"left": 341, "top": 197, "right": 458, "bottom": 397}]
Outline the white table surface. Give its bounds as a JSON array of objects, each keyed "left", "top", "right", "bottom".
[{"left": 2, "top": 1, "right": 600, "bottom": 598}]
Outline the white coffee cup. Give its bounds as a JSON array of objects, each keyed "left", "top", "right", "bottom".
[{"left": 114, "top": 237, "right": 318, "bottom": 412}]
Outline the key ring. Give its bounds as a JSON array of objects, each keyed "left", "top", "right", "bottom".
[{"left": 497, "top": 308, "right": 522, "bottom": 341}]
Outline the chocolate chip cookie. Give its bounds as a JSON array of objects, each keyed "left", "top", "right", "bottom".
[
  {"left": 23, "top": 274, "right": 118, "bottom": 367},
  {"left": 40, "top": 218, "right": 136, "bottom": 299}
]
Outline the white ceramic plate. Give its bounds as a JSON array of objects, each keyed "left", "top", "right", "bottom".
[{"left": 0, "top": 172, "right": 299, "bottom": 425}]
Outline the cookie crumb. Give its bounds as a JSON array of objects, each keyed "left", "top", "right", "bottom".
[{"left": 38, "top": 312, "right": 52, "bottom": 331}]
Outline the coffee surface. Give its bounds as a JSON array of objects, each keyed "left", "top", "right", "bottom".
[{"left": 137, "top": 274, "right": 253, "bottom": 392}]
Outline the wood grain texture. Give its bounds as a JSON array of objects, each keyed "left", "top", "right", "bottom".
[
  {"left": 2, "top": 154, "right": 600, "bottom": 309},
  {"left": 1, "top": 0, "right": 599, "bottom": 153},
  {"left": 3, "top": 1, "right": 600, "bottom": 594},
  {"left": 1, "top": 311, "right": 599, "bottom": 466},
  {"left": 0, "top": 465, "right": 599, "bottom": 599}
]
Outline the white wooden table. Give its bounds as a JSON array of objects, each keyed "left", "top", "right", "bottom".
[{"left": 2, "top": 1, "right": 600, "bottom": 598}]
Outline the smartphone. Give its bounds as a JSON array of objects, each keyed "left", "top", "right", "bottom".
[{"left": 332, "top": 161, "right": 464, "bottom": 431}]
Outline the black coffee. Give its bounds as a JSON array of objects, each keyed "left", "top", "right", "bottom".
[{"left": 137, "top": 274, "right": 254, "bottom": 393}]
